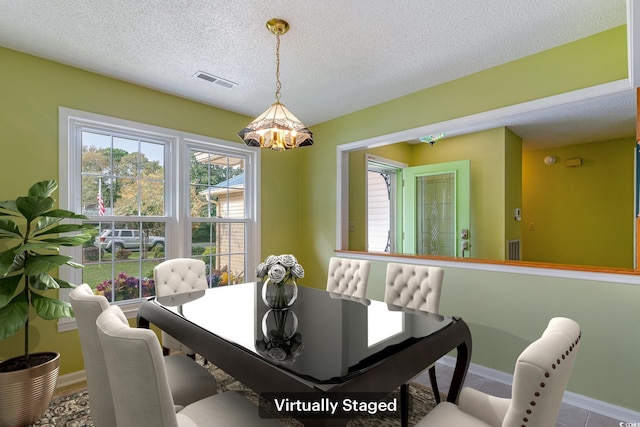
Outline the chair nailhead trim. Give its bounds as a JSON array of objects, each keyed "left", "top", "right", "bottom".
[{"left": 519, "top": 329, "right": 582, "bottom": 427}]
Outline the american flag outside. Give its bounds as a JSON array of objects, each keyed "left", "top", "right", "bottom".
[{"left": 97, "top": 190, "right": 105, "bottom": 216}]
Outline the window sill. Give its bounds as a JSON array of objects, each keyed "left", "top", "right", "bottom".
[{"left": 336, "top": 250, "right": 640, "bottom": 285}]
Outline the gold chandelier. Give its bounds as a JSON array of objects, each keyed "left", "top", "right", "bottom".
[{"left": 238, "top": 19, "right": 313, "bottom": 151}]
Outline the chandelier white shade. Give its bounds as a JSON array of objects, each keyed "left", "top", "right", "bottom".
[
  {"left": 238, "top": 19, "right": 313, "bottom": 151},
  {"left": 238, "top": 101, "right": 313, "bottom": 150}
]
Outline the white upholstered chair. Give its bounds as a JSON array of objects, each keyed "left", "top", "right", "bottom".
[
  {"left": 416, "top": 317, "right": 582, "bottom": 427},
  {"left": 326, "top": 257, "right": 371, "bottom": 304},
  {"left": 384, "top": 262, "right": 445, "bottom": 402},
  {"left": 96, "top": 305, "right": 280, "bottom": 427},
  {"left": 70, "top": 284, "right": 218, "bottom": 425},
  {"left": 153, "top": 258, "right": 209, "bottom": 357}
]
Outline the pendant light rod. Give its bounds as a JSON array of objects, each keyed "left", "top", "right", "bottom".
[{"left": 267, "top": 19, "right": 288, "bottom": 103}]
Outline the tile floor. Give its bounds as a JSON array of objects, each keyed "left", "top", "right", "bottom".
[{"left": 413, "top": 362, "right": 625, "bottom": 427}]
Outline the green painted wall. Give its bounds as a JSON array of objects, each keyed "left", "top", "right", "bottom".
[
  {"left": 299, "top": 26, "right": 640, "bottom": 412},
  {"left": 505, "top": 128, "right": 524, "bottom": 251},
  {"left": 522, "top": 137, "right": 635, "bottom": 268}
]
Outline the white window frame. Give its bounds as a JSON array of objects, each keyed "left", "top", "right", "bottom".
[{"left": 57, "top": 107, "right": 260, "bottom": 331}]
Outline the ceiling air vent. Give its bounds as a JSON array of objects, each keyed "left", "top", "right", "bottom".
[{"left": 194, "top": 71, "right": 238, "bottom": 89}]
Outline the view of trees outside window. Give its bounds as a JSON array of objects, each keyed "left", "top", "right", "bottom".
[{"left": 79, "top": 129, "right": 168, "bottom": 302}]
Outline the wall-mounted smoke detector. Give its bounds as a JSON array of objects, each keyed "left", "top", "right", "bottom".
[{"left": 193, "top": 71, "right": 238, "bottom": 89}]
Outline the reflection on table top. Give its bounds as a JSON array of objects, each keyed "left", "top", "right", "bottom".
[{"left": 152, "top": 282, "right": 453, "bottom": 383}]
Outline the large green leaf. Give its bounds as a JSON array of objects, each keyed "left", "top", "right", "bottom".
[
  {"left": 30, "top": 273, "right": 59, "bottom": 290},
  {"left": 24, "top": 254, "right": 73, "bottom": 276},
  {"left": 42, "top": 209, "right": 89, "bottom": 220},
  {"left": 28, "top": 180, "right": 58, "bottom": 198},
  {"left": 0, "top": 200, "right": 20, "bottom": 215},
  {"left": 15, "top": 242, "right": 60, "bottom": 253},
  {"left": 3, "top": 251, "right": 25, "bottom": 276},
  {"left": 0, "top": 251, "right": 17, "bottom": 276},
  {"left": 31, "top": 292, "right": 73, "bottom": 320},
  {"left": 32, "top": 216, "right": 62, "bottom": 234},
  {"left": 0, "top": 293, "right": 28, "bottom": 340},
  {"left": 0, "top": 274, "right": 22, "bottom": 308},
  {"left": 50, "top": 276, "right": 75, "bottom": 289},
  {"left": 0, "top": 218, "right": 22, "bottom": 239},
  {"left": 16, "top": 196, "right": 55, "bottom": 222},
  {"left": 33, "top": 223, "right": 94, "bottom": 238},
  {"left": 65, "top": 261, "right": 84, "bottom": 269},
  {"left": 37, "top": 234, "right": 92, "bottom": 247}
]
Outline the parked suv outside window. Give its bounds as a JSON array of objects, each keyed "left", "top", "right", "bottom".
[{"left": 97, "top": 229, "right": 165, "bottom": 253}]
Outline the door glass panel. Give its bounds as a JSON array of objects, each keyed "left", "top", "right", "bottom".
[
  {"left": 403, "top": 160, "right": 470, "bottom": 257},
  {"left": 416, "top": 173, "right": 455, "bottom": 256}
]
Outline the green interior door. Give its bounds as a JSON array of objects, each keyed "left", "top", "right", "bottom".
[{"left": 403, "top": 160, "right": 470, "bottom": 256}]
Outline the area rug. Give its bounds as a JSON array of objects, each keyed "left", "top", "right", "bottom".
[{"left": 33, "top": 359, "right": 438, "bottom": 426}]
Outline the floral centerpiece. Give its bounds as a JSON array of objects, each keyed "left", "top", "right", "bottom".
[{"left": 256, "top": 254, "right": 304, "bottom": 309}]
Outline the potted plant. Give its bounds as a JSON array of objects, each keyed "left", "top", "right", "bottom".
[{"left": 0, "top": 180, "right": 92, "bottom": 427}]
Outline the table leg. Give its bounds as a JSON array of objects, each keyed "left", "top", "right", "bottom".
[
  {"left": 446, "top": 319, "right": 472, "bottom": 403},
  {"left": 400, "top": 383, "right": 409, "bottom": 427}
]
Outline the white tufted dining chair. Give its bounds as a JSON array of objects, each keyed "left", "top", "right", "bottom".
[
  {"left": 384, "top": 262, "right": 445, "bottom": 402},
  {"left": 96, "top": 305, "right": 280, "bottom": 427},
  {"left": 415, "top": 317, "right": 582, "bottom": 427},
  {"left": 70, "top": 284, "right": 218, "bottom": 425},
  {"left": 326, "top": 257, "right": 371, "bottom": 304},
  {"left": 154, "top": 258, "right": 209, "bottom": 357}
]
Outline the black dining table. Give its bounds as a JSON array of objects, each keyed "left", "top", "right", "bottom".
[{"left": 137, "top": 282, "right": 471, "bottom": 427}]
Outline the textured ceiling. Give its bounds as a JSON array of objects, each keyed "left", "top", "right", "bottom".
[{"left": 0, "top": 0, "right": 634, "bottom": 146}]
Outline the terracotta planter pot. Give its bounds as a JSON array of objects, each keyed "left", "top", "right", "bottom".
[{"left": 0, "top": 352, "right": 60, "bottom": 427}]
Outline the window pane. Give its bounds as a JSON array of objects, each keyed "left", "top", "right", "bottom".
[
  {"left": 112, "top": 178, "right": 138, "bottom": 215},
  {"left": 81, "top": 221, "right": 166, "bottom": 302},
  {"left": 192, "top": 222, "right": 214, "bottom": 258},
  {"left": 140, "top": 179, "right": 165, "bottom": 216},
  {"left": 190, "top": 151, "right": 245, "bottom": 219},
  {"left": 81, "top": 131, "right": 112, "bottom": 174},
  {"left": 191, "top": 221, "right": 245, "bottom": 286},
  {"left": 81, "top": 130, "right": 166, "bottom": 217}
]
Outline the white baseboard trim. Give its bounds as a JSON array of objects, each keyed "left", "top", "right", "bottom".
[
  {"left": 439, "top": 355, "right": 640, "bottom": 422},
  {"left": 56, "top": 370, "right": 86, "bottom": 390}
]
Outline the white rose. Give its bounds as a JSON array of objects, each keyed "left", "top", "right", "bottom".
[
  {"left": 279, "top": 254, "right": 297, "bottom": 267},
  {"left": 268, "top": 264, "right": 287, "bottom": 283},
  {"left": 255, "top": 263, "right": 268, "bottom": 278},
  {"left": 264, "top": 255, "right": 279, "bottom": 266},
  {"left": 290, "top": 263, "right": 305, "bottom": 279}
]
